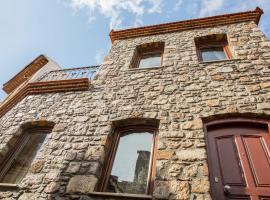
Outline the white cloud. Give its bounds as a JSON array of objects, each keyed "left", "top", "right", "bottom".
[
  {"left": 173, "top": 0, "right": 183, "bottom": 11},
  {"left": 65, "top": 0, "right": 270, "bottom": 37},
  {"left": 148, "top": 0, "right": 163, "bottom": 14},
  {"left": 199, "top": 0, "right": 224, "bottom": 17},
  {"left": 68, "top": 0, "right": 163, "bottom": 29}
]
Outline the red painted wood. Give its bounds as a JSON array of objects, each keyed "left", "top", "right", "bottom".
[{"left": 205, "top": 120, "right": 270, "bottom": 200}]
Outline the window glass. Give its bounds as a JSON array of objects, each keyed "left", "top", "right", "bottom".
[
  {"left": 201, "top": 47, "right": 227, "bottom": 61},
  {"left": 106, "top": 131, "right": 153, "bottom": 194},
  {"left": 138, "top": 54, "right": 161, "bottom": 68},
  {"left": 1, "top": 134, "right": 47, "bottom": 183}
]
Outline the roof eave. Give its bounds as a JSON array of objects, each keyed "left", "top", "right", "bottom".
[{"left": 110, "top": 7, "right": 264, "bottom": 43}]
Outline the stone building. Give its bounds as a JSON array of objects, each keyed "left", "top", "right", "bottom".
[{"left": 0, "top": 7, "right": 270, "bottom": 200}]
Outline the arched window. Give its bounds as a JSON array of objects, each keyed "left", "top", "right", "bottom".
[
  {"left": 98, "top": 125, "right": 158, "bottom": 195},
  {"left": 0, "top": 121, "right": 55, "bottom": 184}
]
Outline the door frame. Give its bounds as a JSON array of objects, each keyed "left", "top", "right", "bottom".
[{"left": 203, "top": 117, "right": 270, "bottom": 200}]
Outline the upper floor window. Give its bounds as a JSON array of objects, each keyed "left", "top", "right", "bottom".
[
  {"left": 195, "top": 34, "right": 232, "bottom": 62},
  {"left": 0, "top": 121, "right": 54, "bottom": 184},
  {"left": 98, "top": 126, "right": 157, "bottom": 195},
  {"left": 131, "top": 42, "right": 164, "bottom": 69}
]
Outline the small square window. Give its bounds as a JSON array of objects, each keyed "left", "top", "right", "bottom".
[
  {"left": 195, "top": 34, "right": 232, "bottom": 62},
  {"left": 131, "top": 42, "right": 164, "bottom": 69}
]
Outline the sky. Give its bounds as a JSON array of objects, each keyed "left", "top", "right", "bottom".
[{"left": 0, "top": 0, "right": 270, "bottom": 100}]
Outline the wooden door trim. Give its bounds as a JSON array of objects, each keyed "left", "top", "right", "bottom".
[{"left": 203, "top": 117, "right": 270, "bottom": 200}]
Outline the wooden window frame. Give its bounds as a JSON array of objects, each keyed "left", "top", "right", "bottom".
[
  {"left": 197, "top": 42, "right": 232, "bottom": 62},
  {"left": 97, "top": 125, "right": 158, "bottom": 195},
  {"left": 195, "top": 34, "right": 233, "bottom": 62},
  {"left": 0, "top": 125, "right": 53, "bottom": 183},
  {"left": 131, "top": 42, "right": 164, "bottom": 69}
]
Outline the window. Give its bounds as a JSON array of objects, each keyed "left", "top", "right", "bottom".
[
  {"left": 0, "top": 121, "right": 54, "bottom": 184},
  {"left": 131, "top": 42, "right": 164, "bottom": 69},
  {"left": 98, "top": 126, "right": 157, "bottom": 195},
  {"left": 195, "top": 34, "right": 232, "bottom": 62}
]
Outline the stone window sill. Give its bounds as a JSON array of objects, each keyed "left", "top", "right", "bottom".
[
  {"left": 199, "top": 58, "right": 241, "bottom": 64},
  {"left": 89, "top": 191, "right": 153, "bottom": 199},
  {"left": 0, "top": 183, "right": 18, "bottom": 190}
]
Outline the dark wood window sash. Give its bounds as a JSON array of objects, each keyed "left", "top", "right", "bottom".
[
  {"left": 97, "top": 125, "right": 158, "bottom": 195},
  {"left": 0, "top": 134, "right": 29, "bottom": 182},
  {"left": 0, "top": 127, "right": 52, "bottom": 183},
  {"left": 197, "top": 42, "right": 232, "bottom": 62}
]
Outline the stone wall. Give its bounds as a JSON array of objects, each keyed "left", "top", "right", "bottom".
[{"left": 0, "top": 21, "right": 270, "bottom": 200}]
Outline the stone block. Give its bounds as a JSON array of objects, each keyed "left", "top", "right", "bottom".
[
  {"left": 66, "top": 162, "right": 81, "bottom": 173},
  {"left": 258, "top": 103, "right": 270, "bottom": 110},
  {"left": 176, "top": 149, "right": 206, "bottom": 161},
  {"left": 44, "top": 170, "right": 61, "bottom": 181},
  {"left": 207, "top": 99, "right": 220, "bottom": 107},
  {"left": 157, "top": 150, "right": 174, "bottom": 160},
  {"left": 66, "top": 175, "right": 98, "bottom": 193},
  {"left": 18, "top": 193, "right": 39, "bottom": 200},
  {"left": 74, "top": 116, "right": 89, "bottom": 122},
  {"left": 44, "top": 182, "right": 60, "bottom": 193},
  {"left": 260, "top": 82, "right": 270, "bottom": 89},
  {"left": 246, "top": 85, "right": 261, "bottom": 92},
  {"left": 170, "top": 181, "right": 190, "bottom": 199},
  {"left": 191, "top": 179, "right": 210, "bottom": 193},
  {"left": 30, "top": 160, "right": 44, "bottom": 173},
  {"left": 217, "top": 66, "right": 233, "bottom": 73},
  {"left": 181, "top": 118, "right": 203, "bottom": 130}
]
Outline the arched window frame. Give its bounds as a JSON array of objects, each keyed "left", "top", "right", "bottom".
[
  {"left": 97, "top": 125, "right": 158, "bottom": 195},
  {"left": 0, "top": 121, "right": 55, "bottom": 184}
]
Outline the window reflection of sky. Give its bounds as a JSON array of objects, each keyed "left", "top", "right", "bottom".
[
  {"left": 111, "top": 132, "right": 152, "bottom": 182},
  {"left": 139, "top": 55, "right": 161, "bottom": 68},
  {"left": 202, "top": 48, "right": 226, "bottom": 61}
]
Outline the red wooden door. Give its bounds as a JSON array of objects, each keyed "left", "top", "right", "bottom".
[{"left": 205, "top": 120, "right": 270, "bottom": 200}]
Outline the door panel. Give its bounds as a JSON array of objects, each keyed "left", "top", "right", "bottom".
[
  {"left": 205, "top": 120, "right": 270, "bottom": 200},
  {"left": 243, "top": 136, "right": 270, "bottom": 187},
  {"left": 216, "top": 136, "right": 245, "bottom": 186}
]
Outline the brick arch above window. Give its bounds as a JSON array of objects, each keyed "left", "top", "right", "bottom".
[
  {"left": 112, "top": 118, "right": 160, "bottom": 129},
  {"left": 202, "top": 113, "right": 270, "bottom": 124}
]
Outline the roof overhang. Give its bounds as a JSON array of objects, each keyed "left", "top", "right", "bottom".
[
  {"left": 109, "top": 7, "right": 264, "bottom": 43},
  {"left": 3, "top": 55, "right": 49, "bottom": 94}
]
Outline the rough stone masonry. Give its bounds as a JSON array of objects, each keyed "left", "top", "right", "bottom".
[{"left": 0, "top": 10, "right": 270, "bottom": 200}]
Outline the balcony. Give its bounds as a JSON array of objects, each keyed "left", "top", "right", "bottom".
[{"left": 36, "top": 66, "right": 99, "bottom": 82}]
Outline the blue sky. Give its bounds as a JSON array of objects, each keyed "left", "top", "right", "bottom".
[{"left": 0, "top": 0, "right": 270, "bottom": 100}]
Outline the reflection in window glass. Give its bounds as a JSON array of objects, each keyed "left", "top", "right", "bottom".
[
  {"left": 201, "top": 47, "right": 227, "bottom": 61},
  {"left": 1, "top": 134, "right": 47, "bottom": 183},
  {"left": 139, "top": 54, "right": 161, "bottom": 68},
  {"left": 106, "top": 132, "right": 153, "bottom": 194}
]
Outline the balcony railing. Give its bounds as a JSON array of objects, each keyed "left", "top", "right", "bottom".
[{"left": 36, "top": 66, "right": 99, "bottom": 82}]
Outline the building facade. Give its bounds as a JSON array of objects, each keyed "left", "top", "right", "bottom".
[{"left": 0, "top": 7, "right": 270, "bottom": 200}]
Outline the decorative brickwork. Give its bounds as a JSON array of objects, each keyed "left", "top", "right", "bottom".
[{"left": 2, "top": 55, "right": 49, "bottom": 94}]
